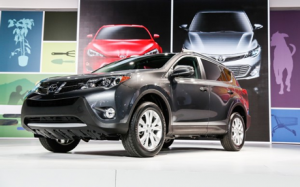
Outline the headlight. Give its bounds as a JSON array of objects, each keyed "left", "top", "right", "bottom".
[
  {"left": 87, "top": 49, "right": 104, "bottom": 57},
  {"left": 23, "top": 80, "right": 44, "bottom": 100},
  {"left": 145, "top": 49, "right": 159, "bottom": 55},
  {"left": 81, "top": 76, "right": 130, "bottom": 90},
  {"left": 247, "top": 46, "right": 261, "bottom": 58}
]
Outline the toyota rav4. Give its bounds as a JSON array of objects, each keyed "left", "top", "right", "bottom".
[{"left": 21, "top": 52, "right": 250, "bottom": 157}]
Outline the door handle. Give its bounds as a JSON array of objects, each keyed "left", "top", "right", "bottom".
[
  {"left": 200, "top": 87, "right": 207, "bottom": 92},
  {"left": 227, "top": 90, "right": 234, "bottom": 94}
]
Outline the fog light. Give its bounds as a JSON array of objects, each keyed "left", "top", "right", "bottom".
[
  {"left": 250, "top": 65, "right": 260, "bottom": 76},
  {"left": 104, "top": 108, "right": 115, "bottom": 119}
]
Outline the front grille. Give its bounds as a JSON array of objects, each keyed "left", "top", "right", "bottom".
[
  {"left": 25, "top": 116, "right": 83, "bottom": 123},
  {"left": 225, "top": 55, "right": 245, "bottom": 62},
  {"left": 38, "top": 79, "right": 89, "bottom": 94},
  {"left": 209, "top": 54, "right": 246, "bottom": 62},
  {"left": 27, "top": 97, "right": 78, "bottom": 107},
  {"left": 227, "top": 65, "right": 250, "bottom": 77}
]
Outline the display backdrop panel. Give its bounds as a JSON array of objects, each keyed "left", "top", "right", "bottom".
[
  {"left": 0, "top": 11, "right": 43, "bottom": 72},
  {"left": 271, "top": 109, "right": 300, "bottom": 143},
  {"left": 173, "top": 0, "right": 269, "bottom": 141},
  {"left": 0, "top": 11, "right": 77, "bottom": 137},
  {"left": 43, "top": 12, "right": 77, "bottom": 41},
  {"left": 41, "top": 42, "right": 77, "bottom": 73},
  {"left": 270, "top": 11, "right": 300, "bottom": 108},
  {"left": 78, "top": 0, "right": 171, "bottom": 73}
]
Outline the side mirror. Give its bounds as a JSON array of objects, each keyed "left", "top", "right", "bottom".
[
  {"left": 87, "top": 34, "right": 93, "bottom": 38},
  {"left": 253, "top": 24, "right": 263, "bottom": 30},
  {"left": 153, "top": 34, "right": 160, "bottom": 39},
  {"left": 171, "top": 65, "right": 194, "bottom": 77},
  {"left": 179, "top": 24, "right": 189, "bottom": 31}
]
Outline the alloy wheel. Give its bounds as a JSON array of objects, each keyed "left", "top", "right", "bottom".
[
  {"left": 231, "top": 118, "right": 244, "bottom": 146},
  {"left": 137, "top": 109, "right": 163, "bottom": 151}
]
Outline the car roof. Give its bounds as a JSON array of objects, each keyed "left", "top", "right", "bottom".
[
  {"left": 102, "top": 24, "right": 146, "bottom": 28},
  {"left": 195, "top": 10, "right": 245, "bottom": 13}
]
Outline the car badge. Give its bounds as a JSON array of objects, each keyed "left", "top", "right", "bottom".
[
  {"left": 47, "top": 84, "right": 58, "bottom": 94},
  {"left": 119, "top": 55, "right": 127, "bottom": 59},
  {"left": 217, "top": 55, "right": 226, "bottom": 62}
]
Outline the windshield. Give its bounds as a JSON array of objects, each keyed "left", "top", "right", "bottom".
[
  {"left": 96, "top": 26, "right": 151, "bottom": 39},
  {"left": 189, "top": 12, "right": 252, "bottom": 32},
  {"left": 93, "top": 54, "right": 175, "bottom": 73}
]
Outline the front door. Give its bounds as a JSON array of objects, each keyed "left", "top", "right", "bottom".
[{"left": 170, "top": 56, "right": 210, "bottom": 135}]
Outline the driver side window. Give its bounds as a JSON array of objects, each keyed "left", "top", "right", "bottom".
[{"left": 173, "top": 57, "right": 201, "bottom": 79}]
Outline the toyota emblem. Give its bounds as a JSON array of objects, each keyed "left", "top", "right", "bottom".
[
  {"left": 217, "top": 55, "right": 225, "bottom": 62},
  {"left": 47, "top": 84, "right": 58, "bottom": 94}
]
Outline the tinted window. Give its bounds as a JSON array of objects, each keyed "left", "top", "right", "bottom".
[
  {"left": 189, "top": 12, "right": 252, "bottom": 32},
  {"left": 96, "top": 26, "right": 151, "bottom": 39},
  {"left": 223, "top": 68, "right": 232, "bottom": 81},
  {"left": 201, "top": 59, "right": 222, "bottom": 80},
  {"left": 94, "top": 54, "right": 175, "bottom": 73},
  {"left": 174, "top": 57, "right": 201, "bottom": 79}
]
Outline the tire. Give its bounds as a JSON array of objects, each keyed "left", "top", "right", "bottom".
[
  {"left": 221, "top": 112, "right": 245, "bottom": 151},
  {"left": 163, "top": 139, "right": 174, "bottom": 148},
  {"left": 39, "top": 138, "right": 80, "bottom": 153},
  {"left": 121, "top": 102, "right": 166, "bottom": 157}
]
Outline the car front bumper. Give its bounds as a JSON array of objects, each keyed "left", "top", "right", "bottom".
[{"left": 21, "top": 90, "right": 130, "bottom": 140}]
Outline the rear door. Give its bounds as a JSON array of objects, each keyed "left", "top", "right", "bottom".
[{"left": 200, "top": 58, "right": 235, "bottom": 134}]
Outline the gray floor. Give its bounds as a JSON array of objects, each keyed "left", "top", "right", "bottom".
[{"left": 0, "top": 139, "right": 299, "bottom": 187}]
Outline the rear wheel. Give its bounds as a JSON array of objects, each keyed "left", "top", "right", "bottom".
[
  {"left": 39, "top": 138, "right": 80, "bottom": 153},
  {"left": 121, "top": 102, "right": 166, "bottom": 157},
  {"left": 221, "top": 113, "right": 245, "bottom": 151}
]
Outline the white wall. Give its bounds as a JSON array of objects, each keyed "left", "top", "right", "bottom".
[
  {"left": 0, "top": 0, "right": 78, "bottom": 10},
  {"left": 270, "top": 0, "right": 300, "bottom": 9},
  {"left": 0, "top": 0, "right": 300, "bottom": 10}
]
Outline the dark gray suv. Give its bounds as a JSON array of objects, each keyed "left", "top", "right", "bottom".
[{"left": 21, "top": 52, "right": 251, "bottom": 157}]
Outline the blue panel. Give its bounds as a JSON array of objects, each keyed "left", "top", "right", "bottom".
[
  {"left": 271, "top": 109, "right": 300, "bottom": 143},
  {"left": 0, "top": 11, "right": 43, "bottom": 72}
]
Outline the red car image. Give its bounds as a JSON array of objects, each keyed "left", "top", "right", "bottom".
[{"left": 83, "top": 24, "right": 163, "bottom": 72}]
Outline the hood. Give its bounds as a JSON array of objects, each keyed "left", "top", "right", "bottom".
[
  {"left": 183, "top": 32, "right": 256, "bottom": 54},
  {"left": 89, "top": 40, "right": 156, "bottom": 57},
  {"left": 43, "top": 69, "right": 152, "bottom": 83}
]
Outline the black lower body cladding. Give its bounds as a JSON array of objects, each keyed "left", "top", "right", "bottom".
[{"left": 21, "top": 96, "right": 129, "bottom": 139}]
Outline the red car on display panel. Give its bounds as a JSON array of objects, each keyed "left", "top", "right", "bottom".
[{"left": 83, "top": 25, "right": 163, "bottom": 73}]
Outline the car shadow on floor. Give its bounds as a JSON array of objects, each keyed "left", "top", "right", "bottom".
[{"left": 72, "top": 147, "right": 224, "bottom": 157}]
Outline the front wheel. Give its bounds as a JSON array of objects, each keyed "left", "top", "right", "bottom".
[
  {"left": 121, "top": 102, "right": 166, "bottom": 157},
  {"left": 39, "top": 138, "right": 80, "bottom": 153},
  {"left": 221, "top": 113, "right": 245, "bottom": 151}
]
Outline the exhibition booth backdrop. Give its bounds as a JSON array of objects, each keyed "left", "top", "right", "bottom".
[
  {"left": 0, "top": 11, "right": 77, "bottom": 137},
  {"left": 0, "top": 0, "right": 297, "bottom": 144},
  {"left": 270, "top": 11, "right": 300, "bottom": 143}
]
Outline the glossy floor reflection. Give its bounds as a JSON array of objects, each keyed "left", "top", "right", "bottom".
[{"left": 0, "top": 139, "right": 299, "bottom": 187}]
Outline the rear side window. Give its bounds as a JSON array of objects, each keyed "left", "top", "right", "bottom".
[
  {"left": 223, "top": 68, "right": 232, "bottom": 81},
  {"left": 201, "top": 59, "right": 222, "bottom": 81}
]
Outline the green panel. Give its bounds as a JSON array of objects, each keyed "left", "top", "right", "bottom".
[
  {"left": 41, "top": 42, "right": 77, "bottom": 73},
  {"left": 0, "top": 74, "right": 65, "bottom": 105},
  {"left": 43, "top": 12, "right": 77, "bottom": 41}
]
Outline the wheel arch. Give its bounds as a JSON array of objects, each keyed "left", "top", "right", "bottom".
[
  {"left": 128, "top": 89, "right": 172, "bottom": 135},
  {"left": 229, "top": 103, "right": 248, "bottom": 130}
]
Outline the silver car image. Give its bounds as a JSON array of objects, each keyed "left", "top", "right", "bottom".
[{"left": 180, "top": 11, "right": 263, "bottom": 80}]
